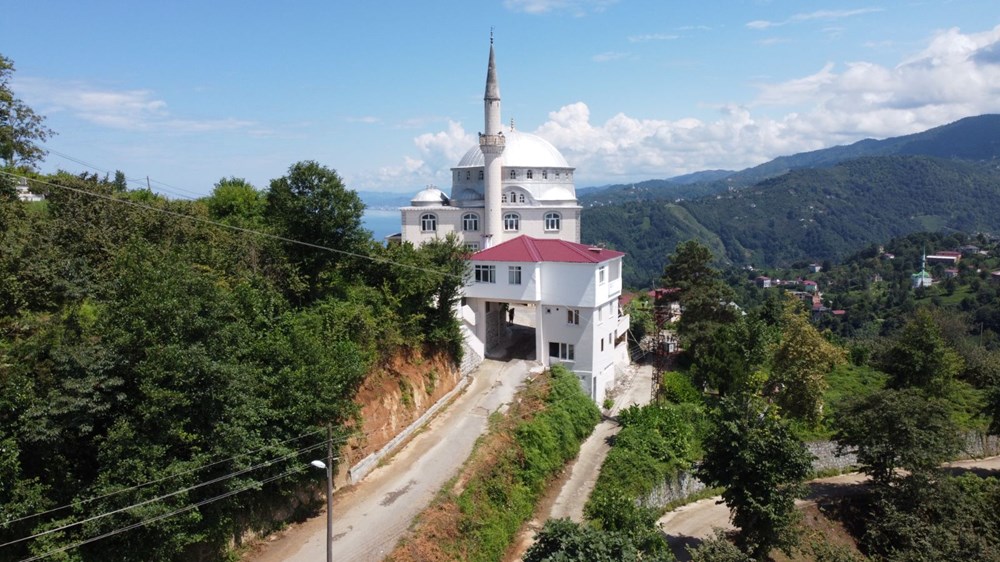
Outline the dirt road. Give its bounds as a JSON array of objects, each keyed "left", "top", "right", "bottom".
[
  {"left": 658, "top": 455, "right": 1000, "bottom": 561},
  {"left": 245, "top": 358, "right": 538, "bottom": 562}
]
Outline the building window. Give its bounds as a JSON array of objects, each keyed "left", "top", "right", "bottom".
[
  {"left": 474, "top": 264, "right": 495, "bottom": 283},
  {"left": 503, "top": 213, "right": 520, "bottom": 231},
  {"left": 465, "top": 242, "right": 479, "bottom": 252},
  {"left": 527, "top": 170, "right": 534, "bottom": 179},
  {"left": 598, "top": 265, "right": 606, "bottom": 284},
  {"left": 462, "top": 213, "right": 480, "bottom": 231},
  {"left": 478, "top": 170, "right": 484, "bottom": 180},
  {"left": 544, "top": 212, "right": 561, "bottom": 231},
  {"left": 542, "top": 170, "right": 548, "bottom": 179},
  {"left": 518, "top": 193, "right": 525, "bottom": 203},
  {"left": 508, "top": 266, "right": 522, "bottom": 285},
  {"left": 601, "top": 339, "right": 604, "bottom": 352},
  {"left": 555, "top": 171, "right": 560, "bottom": 178},
  {"left": 420, "top": 213, "right": 437, "bottom": 232},
  {"left": 510, "top": 169, "right": 516, "bottom": 179},
  {"left": 466, "top": 171, "right": 471, "bottom": 180},
  {"left": 567, "top": 309, "right": 579, "bottom": 325},
  {"left": 501, "top": 193, "right": 507, "bottom": 203},
  {"left": 548, "top": 342, "right": 575, "bottom": 361}
]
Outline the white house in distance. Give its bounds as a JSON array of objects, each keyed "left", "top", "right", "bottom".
[{"left": 399, "top": 37, "right": 629, "bottom": 402}]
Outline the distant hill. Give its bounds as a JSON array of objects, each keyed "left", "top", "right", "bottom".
[
  {"left": 356, "top": 190, "right": 413, "bottom": 209},
  {"left": 581, "top": 114, "right": 1000, "bottom": 209},
  {"left": 584, "top": 154, "right": 1000, "bottom": 287}
]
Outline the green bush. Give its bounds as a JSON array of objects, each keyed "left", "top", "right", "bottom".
[{"left": 660, "top": 370, "right": 702, "bottom": 404}]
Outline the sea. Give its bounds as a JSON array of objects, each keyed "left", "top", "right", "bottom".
[{"left": 362, "top": 208, "right": 402, "bottom": 241}]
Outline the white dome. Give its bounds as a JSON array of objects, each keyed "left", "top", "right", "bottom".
[
  {"left": 411, "top": 186, "right": 449, "bottom": 206},
  {"left": 457, "top": 130, "right": 570, "bottom": 169}
]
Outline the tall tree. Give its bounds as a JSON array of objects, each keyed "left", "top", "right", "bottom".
[
  {"left": 1, "top": 54, "right": 55, "bottom": 168},
  {"left": 833, "top": 388, "right": 960, "bottom": 487},
  {"left": 698, "top": 394, "right": 813, "bottom": 560},
  {"left": 265, "top": 161, "right": 369, "bottom": 298},
  {"left": 661, "top": 240, "right": 736, "bottom": 355},
  {"left": 768, "top": 296, "right": 846, "bottom": 423},
  {"left": 881, "top": 308, "right": 963, "bottom": 393}
]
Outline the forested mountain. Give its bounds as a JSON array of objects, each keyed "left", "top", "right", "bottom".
[
  {"left": 584, "top": 155, "right": 1000, "bottom": 287},
  {"left": 581, "top": 114, "right": 1000, "bottom": 207}
]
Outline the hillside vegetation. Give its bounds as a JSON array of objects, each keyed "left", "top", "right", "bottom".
[{"left": 0, "top": 168, "right": 466, "bottom": 562}]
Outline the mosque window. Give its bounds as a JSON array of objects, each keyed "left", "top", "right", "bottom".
[
  {"left": 542, "top": 170, "right": 548, "bottom": 179},
  {"left": 503, "top": 213, "right": 520, "bottom": 231},
  {"left": 527, "top": 170, "right": 533, "bottom": 179},
  {"left": 555, "top": 171, "right": 560, "bottom": 178},
  {"left": 462, "top": 213, "right": 480, "bottom": 231},
  {"left": 466, "top": 171, "right": 471, "bottom": 180},
  {"left": 420, "top": 213, "right": 437, "bottom": 232},
  {"left": 544, "top": 212, "right": 561, "bottom": 231},
  {"left": 518, "top": 193, "right": 525, "bottom": 203},
  {"left": 510, "top": 169, "right": 516, "bottom": 179},
  {"left": 478, "top": 170, "right": 484, "bottom": 180},
  {"left": 501, "top": 193, "right": 507, "bottom": 203}
]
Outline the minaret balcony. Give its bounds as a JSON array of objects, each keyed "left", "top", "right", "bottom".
[{"left": 479, "top": 133, "right": 506, "bottom": 154}]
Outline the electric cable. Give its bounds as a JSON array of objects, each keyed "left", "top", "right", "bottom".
[{"left": 2, "top": 171, "right": 463, "bottom": 281}]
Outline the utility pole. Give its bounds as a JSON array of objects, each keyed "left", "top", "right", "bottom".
[{"left": 325, "top": 424, "right": 333, "bottom": 562}]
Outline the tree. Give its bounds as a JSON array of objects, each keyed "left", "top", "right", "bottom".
[
  {"left": 1, "top": 54, "right": 55, "bottom": 168},
  {"left": 661, "top": 240, "right": 737, "bottom": 355},
  {"left": 690, "top": 313, "right": 776, "bottom": 396},
  {"left": 768, "top": 296, "right": 846, "bottom": 423},
  {"left": 833, "top": 388, "right": 960, "bottom": 487},
  {"left": 880, "top": 308, "right": 963, "bottom": 393},
  {"left": 523, "top": 518, "right": 643, "bottom": 562},
  {"left": 265, "top": 161, "right": 369, "bottom": 298},
  {"left": 698, "top": 394, "right": 813, "bottom": 560}
]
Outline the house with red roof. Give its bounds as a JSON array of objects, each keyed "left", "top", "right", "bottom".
[{"left": 463, "top": 235, "right": 629, "bottom": 403}]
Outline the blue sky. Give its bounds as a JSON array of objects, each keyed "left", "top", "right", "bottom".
[{"left": 4, "top": 1, "right": 1000, "bottom": 198}]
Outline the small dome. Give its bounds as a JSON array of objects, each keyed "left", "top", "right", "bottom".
[
  {"left": 411, "top": 186, "right": 449, "bottom": 206},
  {"left": 457, "top": 130, "right": 570, "bottom": 169}
]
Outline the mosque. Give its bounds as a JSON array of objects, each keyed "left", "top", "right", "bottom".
[{"left": 400, "top": 38, "right": 629, "bottom": 403}]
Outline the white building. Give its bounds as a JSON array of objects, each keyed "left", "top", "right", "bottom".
[
  {"left": 400, "top": 39, "right": 581, "bottom": 252},
  {"left": 462, "top": 236, "right": 629, "bottom": 404},
  {"left": 399, "top": 38, "right": 629, "bottom": 402},
  {"left": 15, "top": 178, "right": 43, "bottom": 202}
]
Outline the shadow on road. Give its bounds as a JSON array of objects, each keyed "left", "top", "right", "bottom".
[{"left": 664, "top": 532, "right": 703, "bottom": 561}]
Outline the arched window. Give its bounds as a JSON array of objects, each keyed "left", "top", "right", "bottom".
[
  {"left": 509, "top": 169, "right": 516, "bottom": 179},
  {"left": 503, "top": 213, "right": 520, "bottom": 231},
  {"left": 462, "top": 213, "right": 480, "bottom": 232},
  {"left": 465, "top": 171, "right": 471, "bottom": 180},
  {"left": 542, "top": 170, "right": 548, "bottom": 179},
  {"left": 518, "top": 193, "right": 525, "bottom": 203},
  {"left": 478, "top": 170, "right": 484, "bottom": 180},
  {"left": 420, "top": 213, "right": 437, "bottom": 232},
  {"left": 526, "top": 170, "right": 534, "bottom": 179},
  {"left": 508, "top": 192, "right": 517, "bottom": 204},
  {"left": 544, "top": 212, "right": 561, "bottom": 231},
  {"left": 501, "top": 193, "right": 507, "bottom": 203}
]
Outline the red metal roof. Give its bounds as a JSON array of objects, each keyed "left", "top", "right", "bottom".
[{"left": 471, "top": 235, "right": 625, "bottom": 264}]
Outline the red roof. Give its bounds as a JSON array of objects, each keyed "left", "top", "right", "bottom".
[{"left": 471, "top": 235, "right": 625, "bottom": 264}]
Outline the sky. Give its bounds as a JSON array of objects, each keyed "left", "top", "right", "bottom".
[{"left": 4, "top": 1, "right": 1000, "bottom": 199}]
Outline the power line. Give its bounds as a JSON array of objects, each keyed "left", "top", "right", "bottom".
[
  {"left": 1, "top": 437, "right": 345, "bottom": 549},
  {"left": 44, "top": 149, "right": 204, "bottom": 200},
  {"left": 1, "top": 427, "right": 328, "bottom": 528},
  {"left": 16, "top": 464, "right": 313, "bottom": 562},
  {"left": 2, "top": 170, "right": 463, "bottom": 281}
]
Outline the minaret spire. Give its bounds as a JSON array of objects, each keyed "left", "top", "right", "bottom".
[{"left": 480, "top": 32, "right": 505, "bottom": 248}]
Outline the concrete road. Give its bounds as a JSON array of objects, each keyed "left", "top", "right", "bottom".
[
  {"left": 658, "top": 455, "right": 1000, "bottom": 561},
  {"left": 245, "top": 358, "right": 538, "bottom": 562}
]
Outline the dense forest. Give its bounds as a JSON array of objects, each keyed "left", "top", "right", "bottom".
[
  {"left": 583, "top": 155, "right": 1000, "bottom": 288},
  {"left": 0, "top": 168, "right": 467, "bottom": 561}
]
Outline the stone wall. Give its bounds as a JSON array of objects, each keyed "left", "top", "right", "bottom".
[{"left": 642, "top": 431, "right": 999, "bottom": 509}]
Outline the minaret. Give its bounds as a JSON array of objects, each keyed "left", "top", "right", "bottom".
[{"left": 480, "top": 33, "right": 505, "bottom": 248}]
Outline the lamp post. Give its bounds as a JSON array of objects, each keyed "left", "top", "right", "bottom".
[{"left": 310, "top": 425, "right": 334, "bottom": 562}]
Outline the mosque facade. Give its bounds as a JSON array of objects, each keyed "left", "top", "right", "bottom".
[{"left": 399, "top": 39, "right": 628, "bottom": 403}]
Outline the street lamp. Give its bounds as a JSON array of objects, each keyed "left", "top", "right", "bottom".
[{"left": 311, "top": 425, "right": 334, "bottom": 562}]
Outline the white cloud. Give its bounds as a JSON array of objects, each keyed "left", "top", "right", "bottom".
[
  {"left": 748, "top": 7, "right": 883, "bottom": 29},
  {"left": 14, "top": 78, "right": 257, "bottom": 134},
  {"left": 628, "top": 33, "right": 679, "bottom": 43},
  {"left": 377, "top": 24, "right": 1000, "bottom": 190},
  {"left": 592, "top": 51, "right": 629, "bottom": 62},
  {"left": 503, "top": 0, "right": 617, "bottom": 16}
]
